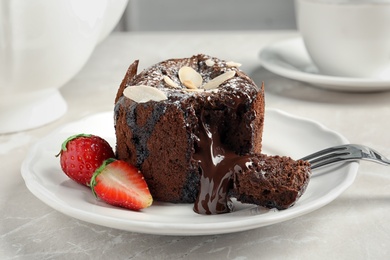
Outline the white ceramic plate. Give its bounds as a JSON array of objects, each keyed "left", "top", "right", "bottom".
[
  {"left": 21, "top": 109, "right": 359, "bottom": 236},
  {"left": 259, "top": 37, "right": 390, "bottom": 92}
]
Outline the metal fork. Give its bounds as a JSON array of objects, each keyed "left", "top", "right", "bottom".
[{"left": 300, "top": 144, "right": 390, "bottom": 169}]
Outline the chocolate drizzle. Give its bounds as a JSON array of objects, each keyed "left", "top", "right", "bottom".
[{"left": 115, "top": 97, "right": 167, "bottom": 167}]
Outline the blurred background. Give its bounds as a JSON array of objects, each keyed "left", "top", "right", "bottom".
[{"left": 115, "top": 0, "right": 296, "bottom": 31}]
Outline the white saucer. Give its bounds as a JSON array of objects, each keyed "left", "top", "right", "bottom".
[
  {"left": 259, "top": 37, "right": 390, "bottom": 92},
  {"left": 21, "top": 109, "right": 358, "bottom": 236}
]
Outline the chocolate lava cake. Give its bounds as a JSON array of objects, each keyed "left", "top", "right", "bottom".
[{"left": 114, "top": 54, "right": 311, "bottom": 214}]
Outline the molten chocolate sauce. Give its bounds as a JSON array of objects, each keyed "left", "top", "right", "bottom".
[{"left": 193, "top": 111, "right": 253, "bottom": 215}]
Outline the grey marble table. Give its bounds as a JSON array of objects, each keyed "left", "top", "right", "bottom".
[{"left": 1, "top": 31, "right": 390, "bottom": 259}]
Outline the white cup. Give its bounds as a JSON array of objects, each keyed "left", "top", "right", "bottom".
[
  {"left": 295, "top": 0, "right": 390, "bottom": 78},
  {"left": 0, "top": 0, "right": 128, "bottom": 133}
]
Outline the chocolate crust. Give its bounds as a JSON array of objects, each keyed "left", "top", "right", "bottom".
[{"left": 115, "top": 60, "right": 139, "bottom": 104}]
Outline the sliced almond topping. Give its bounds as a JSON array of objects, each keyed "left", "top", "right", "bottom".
[
  {"left": 203, "top": 71, "right": 236, "bottom": 90},
  {"left": 163, "top": 75, "right": 180, "bottom": 89},
  {"left": 205, "top": 59, "right": 215, "bottom": 67},
  {"left": 123, "top": 85, "right": 167, "bottom": 103},
  {"left": 182, "top": 80, "right": 198, "bottom": 89},
  {"left": 226, "top": 61, "right": 242, "bottom": 68},
  {"left": 178, "top": 66, "right": 203, "bottom": 89}
]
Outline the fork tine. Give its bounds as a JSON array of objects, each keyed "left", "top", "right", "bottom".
[
  {"left": 300, "top": 145, "right": 352, "bottom": 169},
  {"left": 308, "top": 151, "right": 350, "bottom": 165},
  {"left": 300, "top": 145, "right": 348, "bottom": 162},
  {"left": 309, "top": 156, "right": 350, "bottom": 169}
]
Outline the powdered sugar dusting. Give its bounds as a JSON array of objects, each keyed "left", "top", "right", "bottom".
[{"left": 126, "top": 54, "right": 258, "bottom": 102}]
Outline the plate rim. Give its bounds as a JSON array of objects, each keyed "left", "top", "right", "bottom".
[
  {"left": 259, "top": 37, "right": 390, "bottom": 92},
  {"left": 21, "top": 109, "right": 359, "bottom": 236}
]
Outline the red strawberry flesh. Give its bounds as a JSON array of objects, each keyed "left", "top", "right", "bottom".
[{"left": 91, "top": 159, "right": 153, "bottom": 211}]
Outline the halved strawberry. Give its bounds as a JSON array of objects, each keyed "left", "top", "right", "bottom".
[
  {"left": 57, "top": 133, "right": 115, "bottom": 186},
  {"left": 90, "top": 159, "right": 153, "bottom": 211}
]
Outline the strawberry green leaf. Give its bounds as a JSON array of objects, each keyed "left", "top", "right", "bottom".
[{"left": 55, "top": 133, "right": 91, "bottom": 157}]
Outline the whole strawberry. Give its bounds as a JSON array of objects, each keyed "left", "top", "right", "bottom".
[
  {"left": 57, "top": 133, "right": 115, "bottom": 186},
  {"left": 90, "top": 158, "right": 153, "bottom": 211}
]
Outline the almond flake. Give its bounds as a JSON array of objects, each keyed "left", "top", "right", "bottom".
[
  {"left": 182, "top": 80, "right": 198, "bottom": 90},
  {"left": 226, "top": 61, "right": 242, "bottom": 68},
  {"left": 123, "top": 85, "right": 167, "bottom": 103},
  {"left": 178, "top": 66, "right": 203, "bottom": 88},
  {"left": 205, "top": 59, "right": 215, "bottom": 67},
  {"left": 203, "top": 71, "right": 236, "bottom": 90},
  {"left": 163, "top": 75, "right": 180, "bottom": 88}
]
